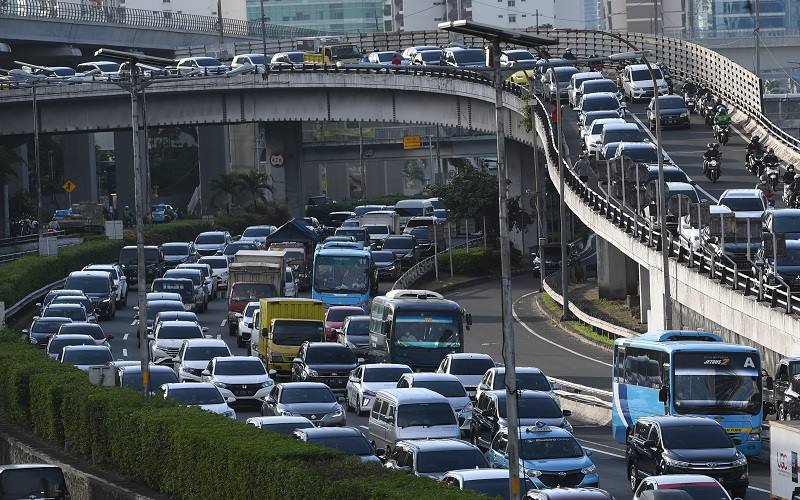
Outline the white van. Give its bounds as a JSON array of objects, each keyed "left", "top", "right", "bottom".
[
  {"left": 368, "top": 388, "right": 460, "bottom": 452},
  {"left": 394, "top": 199, "right": 434, "bottom": 229}
]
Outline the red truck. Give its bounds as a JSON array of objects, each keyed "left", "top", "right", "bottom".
[{"left": 227, "top": 251, "right": 285, "bottom": 337}]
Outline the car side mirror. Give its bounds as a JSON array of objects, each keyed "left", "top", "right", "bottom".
[
  {"left": 146, "top": 334, "right": 155, "bottom": 341},
  {"left": 765, "top": 376, "right": 774, "bottom": 390},
  {"left": 465, "top": 313, "right": 473, "bottom": 327},
  {"left": 225, "top": 396, "right": 236, "bottom": 404},
  {"left": 268, "top": 369, "right": 277, "bottom": 377},
  {"left": 478, "top": 383, "right": 489, "bottom": 391},
  {"left": 643, "top": 439, "right": 656, "bottom": 449},
  {"left": 357, "top": 357, "right": 365, "bottom": 365},
  {"left": 337, "top": 396, "right": 345, "bottom": 404},
  {"left": 562, "top": 409, "right": 572, "bottom": 417},
  {"left": 658, "top": 386, "right": 669, "bottom": 402},
  {"left": 375, "top": 448, "right": 386, "bottom": 458},
  {"left": 201, "top": 327, "right": 209, "bottom": 333},
  {"left": 201, "top": 369, "right": 210, "bottom": 376},
  {"left": 292, "top": 358, "right": 302, "bottom": 364},
  {"left": 551, "top": 382, "right": 561, "bottom": 391},
  {"left": 133, "top": 306, "right": 139, "bottom": 312},
  {"left": 585, "top": 449, "right": 593, "bottom": 457},
  {"left": 106, "top": 334, "right": 114, "bottom": 340},
  {"left": 35, "top": 302, "right": 42, "bottom": 308},
  {"left": 21, "top": 329, "right": 29, "bottom": 334}
]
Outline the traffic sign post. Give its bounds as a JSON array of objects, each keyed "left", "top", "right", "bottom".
[
  {"left": 62, "top": 180, "right": 76, "bottom": 206},
  {"left": 402, "top": 135, "right": 422, "bottom": 150}
]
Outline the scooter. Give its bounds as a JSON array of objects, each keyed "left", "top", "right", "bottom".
[
  {"left": 783, "top": 187, "right": 800, "bottom": 208},
  {"left": 704, "top": 102, "right": 718, "bottom": 126},
  {"left": 765, "top": 161, "right": 781, "bottom": 190},
  {"left": 684, "top": 91, "right": 697, "bottom": 113},
  {"left": 746, "top": 150, "right": 764, "bottom": 176},
  {"left": 705, "top": 158, "right": 721, "bottom": 183},
  {"left": 714, "top": 123, "right": 730, "bottom": 145}
]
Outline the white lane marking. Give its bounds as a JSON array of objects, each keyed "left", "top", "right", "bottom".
[
  {"left": 626, "top": 109, "right": 718, "bottom": 204},
  {"left": 123, "top": 333, "right": 129, "bottom": 341},
  {"left": 481, "top": 342, "right": 500, "bottom": 346},
  {"left": 129, "top": 320, "right": 136, "bottom": 326},
  {"left": 579, "top": 445, "right": 625, "bottom": 459},
  {"left": 220, "top": 319, "right": 227, "bottom": 327},
  {"left": 512, "top": 291, "right": 612, "bottom": 368},
  {"left": 122, "top": 348, "right": 128, "bottom": 358},
  {"left": 216, "top": 334, "right": 221, "bottom": 339},
  {"left": 749, "top": 486, "right": 769, "bottom": 494},
  {"left": 358, "top": 425, "right": 369, "bottom": 431},
  {"left": 575, "top": 437, "right": 625, "bottom": 453}
]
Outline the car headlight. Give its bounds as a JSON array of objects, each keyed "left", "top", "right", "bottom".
[
  {"left": 261, "top": 380, "right": 274, "bottom": 388},
  {"left": 306, "top": 368, "right": 318, "bottom": 377},
  {"left": 563, "top": 420, "right": 574, "bottom": 433},
  {"left": 362, "top": 396, "right": 371, "bottom": 406},
  {"left": 101, "top": 298, "right": 111, "bottom": 303},
  {"left": 213, "top": 382, "right": 227, "bottom": 389},
  {"left": 327, "top": 409, "right": 343, "bottom": 419},
  {"left": 581, "top": 464, "right": 596, "bottom": 474},
  {"left": 748, "top": 431, "right": 761, "bottom": 441},
  {"left": 734, "top": 454, "right": 749, "bottom": 466},
  {"left": 680, "top": 112, "right": 689, "bottom": 117},
  {"left": 463, "top": 401, "right": 473, "bottom": 412},
  {"left": 525, "top": 470, "right": 542, "bottom": 478},
  {"left": 386, "top": 265, "right": 396, "bottom": 271},
  {"left": 223, "top": 409, "right": 235, "bottom": 418},
  {"left": 29, "top": 337, "right": 38, "bottom": 344},
  {"left": 662, "top": 455, "right": 691, "bottom": 468}
]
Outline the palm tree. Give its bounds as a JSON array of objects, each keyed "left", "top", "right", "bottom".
[
  {"left": 236, "top": 171, "right": 272, "bottom": 211},
  {"left": 209, "top": 172, "right": 243, "bottom": 213}
]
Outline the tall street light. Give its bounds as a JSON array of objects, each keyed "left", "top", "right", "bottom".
[
  {"left": 554, "top": 29, "right": 673, "bottom": 329},
  {"left": 438, "top": 21, "right": 557, "bottom": 500}
]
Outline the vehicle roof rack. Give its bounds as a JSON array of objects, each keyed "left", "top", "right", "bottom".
[{"left": 385, "top": 289, "right": 444, "bottom": 300}]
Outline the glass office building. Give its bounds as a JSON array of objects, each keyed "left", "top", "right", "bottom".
[
  {"left": 246, "top": 0, "right": 384, "bottom": 33},
  {"left": 694, "top": 0, "right": 793, "bottom": 33}
]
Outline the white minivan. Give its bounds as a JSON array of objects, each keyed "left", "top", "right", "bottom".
[
  {"left": 368, "top": 388, "right": 460, "bottom": 452},
  {"left": 393, "top": 199, "right": 434, "bottom": 229}
]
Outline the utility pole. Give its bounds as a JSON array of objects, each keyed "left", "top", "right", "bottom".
[
  {"left": 216, "top": 0, "right": 225, "bottom": 57},
  {"left": 359, "top": 122, "right": 366, "bottom": 198},
  {"left": 259, "top": 0, "right": 268, "bottom": 69},
  {"left": 555, "top": 71, "right": 570, "bottom": 320},
  {"left": 492, "top": 39, "right": 522, "bottom": 500},
  {"left": 32, "top": 80, "right": 42, "bottom": 239},
  {"left": 754, "top": 0, "right": 761, "bottom": 77}
]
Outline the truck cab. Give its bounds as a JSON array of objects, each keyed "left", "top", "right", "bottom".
[{"left": 256, "top": 298, "right": 326, "bottom": 376}]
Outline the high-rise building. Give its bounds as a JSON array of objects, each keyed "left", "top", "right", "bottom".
[
  {"left": 246, "top": 0, "right": 383, "bottom": 33},
  {"left": 694, "top": 0, "right": 792, "bottom": 34},
  {"left": 120, "top": 0, "right": 247, "bottom": 20}
]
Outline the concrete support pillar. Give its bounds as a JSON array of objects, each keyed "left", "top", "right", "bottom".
[
  {"left": 12, "top": 143, "right": 30, "bottom": 194},
  {"left": 505, "top": 140, "right": 535, "bottom": 252},
  {"left": 228, "top": 123, "right": 258, "bottom": 174},
  {"left": 263, "top": 122, "right": 303, "bottom": 216},
  {"left": 197, "top": 125, "right": 231, "bottom": 215},
  {"left": 62, "top": 133, "right": 97, "bottom": 203},
  {"left": 597, "top": 236, "right": 638, "bottom": 299},
  {"left": 638, "top": 265, "right": 651, "bottom": 324},
  {"left": 646, "top": 264, "right": 666, "bottom": 331},
  {"left": 113, "top": 130, "right": 144, "bottom": 212}
]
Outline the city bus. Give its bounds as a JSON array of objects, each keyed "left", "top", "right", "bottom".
[
  {"left": 368, "top": 290, "right": 471, "bottom": 371},
  {"left": 311, "top": 247, "right": 377, "bottom": 309},
  {"left": 612, "top": 330, "right": 764, "bottom": 457}
]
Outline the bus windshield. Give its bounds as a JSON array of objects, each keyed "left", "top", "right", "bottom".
[
  {"left": 314, "top": 255, "right": 370, "bottom": 293},
  {"left": 672, "top": 352, "right": 762, "bottom": 415},
  {"left": 393, "top": 312, "right": 460, "bottom": 349}
]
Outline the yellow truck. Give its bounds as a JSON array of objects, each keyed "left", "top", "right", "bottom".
[
  {"left": 301, "top": 44, "right": 362, "bottom": 65},
  {"left": 255, "top": 298, "right": 325, "bottom": 375}
]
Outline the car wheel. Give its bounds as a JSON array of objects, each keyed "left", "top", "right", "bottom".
[
  {"left": 109, "top": 303, "right": 116, "bottom": 320},
  {"left": 731, "top": 487, "right": 748, "bottom": 499},
  {"left": 628, "top": 462, "right": 640, "bottom": 492},
  {"left": 236, "top": 336, "right": 244, "bottom": 348},
  {"left": 229, "top": 324, "right": 237, "bottom": 337}
]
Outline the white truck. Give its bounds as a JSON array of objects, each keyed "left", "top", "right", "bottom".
[
  {"left": 770, "top": 420, "right": 800, "bottom": 499},
  {"left": 359, "top": 210, "right": 400, "bottom": 234}
]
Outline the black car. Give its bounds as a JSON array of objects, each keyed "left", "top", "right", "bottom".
[
  {"left": 291, "top": 341, "right": 360, "bottom": 392},
  {"left": 382, "top": 235, "right": 422, "bottom": 267},
  {"left": 754, "top": 239, "right": 800, "bottom": 291},
  {"left": 626, "top": 416, "right": 749, "bottom": 498},
  {"left": 647, "top": 95, "right": 690, "bottom": 129},
  {"left": 118, "top": 245, "right": 165, "bottom": 285},
  {"left": 160, "top": 242, "right": 199, "bottom": 269},
  {"left": 220, "top": 241, "right": 260, "bottom": 261},
  {"left": 408, "top": 227, "right": 435, "bottom": 256},
  {"left": 63, "top": 270, "right": 116, "bottom": 319},
  {"left": 371, "top": 250, "right": 402, "bottom": 280}
]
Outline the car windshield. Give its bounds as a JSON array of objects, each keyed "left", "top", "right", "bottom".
[
  {"left": 462, "top": 478, "right": 526, "bottom": 498},
  {"left": 246, "top": 55, "right": 266, "bottom": 64},
  {"left": 335, "top": 229, "right": 366, "bottom": 241},
  {"left": 498, "top": 396, "right": 563, "bottom": 419},
  {"left": 344, "top": 318, "right": 369, "bottom": 335},
  {"left": 660, "top": 425, "right": 734, "bottom": 449},
  {"left": 377, "top": 52, "right": 397, "bottom": 62},
  {"left": 184, "top": 346, "right": 230, "bottom": 361},
  {"left": 416, "top": 448, "right": 487, "bottom": 473},
  {"left": 59, "top": 325, "right": 104, "bottom": 340},
  {"left": 168, "top": 386, "right": 224, "bottom": 404},
  {"left": 162, "top": 245, "right": 189, "bottom": 256},
  {"left": 414, "top": 379, "right": 467, "bottom": 398},
  {"left": 555, "top": 69, "right": 577, "bottom": 82},
  {"left": 454, "top": 49, "right": 485, "bottom": 64},
  {"left": 196, "top": 234, "right": 225, "bottom": 244},
  {"left": 224, "top": 243, "right": 258, "bottom": 255},
  {"left": 48, "top": 336, "right": 93, "bottom": 353},
  {"left": 492, "top": 372, "right": 551, "bottom": 391},
  {"left": 583, "top": 96, "right": 620, "bottom": 111},
  {"left": 382, "top": 237, "right": 414, "bottom": 250},
  {"left": 313, "top": 255, "right": 369, "bottom": 293},
  {"left": 308, "top": 435, "right": 372, "bottom": 455},
  {"left": 199, "top": 257, "right": 228, "bottom": 269},
  {"left": 158, "top": 325, "right": 202, "bottom": 340},
  {"left": 449, "top": 358, "right": 494, "bottom": 375},
  {"left": 658, "top": 483, "right": 730, "bottom": 500},
  {"left": 410, "top": 228, "right": 430, "bottom": 241},
  {"left": 372, "top": 252, "right": 395, "bottom": 263},
  {"left": 604, "top": 129, "right": 644, "bottom": 144},
  {"left": 394, "top": 312, "right": 461, "bottom": 349},
  {"left": 720, "top": 197, "right": 764, "bottom": 212},
  {"left": 230, "top": 283, "right": 277, "bottom": 302},
  {"left": 620, "top": 146, "right": 658, "bottom": 163},
  {"left": 146, "top": 303, "right": 185, "bottom": 321},
  {"left": 772, "top": 216, "right": 800, "bottom": 235},
  {"left": 631, "top": 68, "right": 663, "bottom": 81},
  {"left": 659, "top": 97, "right": 686, "bottom": 109},
  {"left": 672, "top": 352, "right": 761, "bottom": 416},
  {"left": 272, "top": 321, "right": 324, "bottom": 345},
  {"left": 394, "top": 206, "right": 424, "bottom": 217},
  {"left": 62, "top": 348, "right": 112, "bottom": 365},
  {"left": 281, "top": 386, "right": 335, "bottom": 403},
  {"left": 365, "top": 226, "right": 389, "bottom": 235},
  {"left": 196, "top": 58, "right": 222, "bottom": 67},
  {"left": 397, "top": 402, "right": 456, "bottom": 427},
  {"left": 243, "top": 227, "right": 272, "bottom": 237},
  {"left": 419, "top": 51, "right": 441, "bottom": 62},
  {"left": 661, "top": 169, "right": 690, "bottom": 183},
  {"left": 591, "top": 121, "right": 620, "bottom": 135},
  {"left": 215, "top": 359, "right": 266, "bottom": 375},
  {"left": 327, "top": 308, "right": 361, "bottom": 322},
  {"left": 331, "top": 45, "right": 360, "bottom": 59},
  {"left": 306, "top": 346, "right": 355, "bottom": 365},
  {"left": 123, "top": 369, "right": 177, "bottom": 390},
  {"left": 363, "top": 367, "right": 411, "bottom": 382},
  {"left": 119, "top": 247, "right": 159, "bottom": 265},
  {"left": 283, "top": 52, "right": 303, "bottom": 63},
  {"left": 244, "top": 304, "right": 259, "bottom": 317},
  {"left": 584, "top": 112, "right": 620, "bottom": 128},
  {"left": 520, "top": 436, "right": 584, "bottom": 459},
  {"left": 32, "top": 320, "right": 69, "bottom": 334},
  {"left": 0, "top": 468, "right": 66, "bottom": 499},
  {"left": 154, "top": 280, "right": 191, "bottom": 293},
  {"left": 64, "top": 276, "right": 109, "bottom": 294},
  {"left": 93, "top": 62, "right": 119, "bottom": 72},
  {"left": 506, "top": 51, "right": 534, "bottom": 61},
  {"left": 44, "top": 307, "right": 85, "bottom": 321},
  {"left": 583, "top": 80, "right": 617, "bottom": 93}
]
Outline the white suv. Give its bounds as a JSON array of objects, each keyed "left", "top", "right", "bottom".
[
  {"left": 201, "top": 356, "right": 275, "bottom": 403},
  {"left": 149, "top": 320, "right": 206, "bottom": 365},
  {"left": 583, "top": 118, "right": 626, "bottom": 154},
  {"left": 174, "top": 338, "right": 232, "bottom": 382},
  {"left": 622, "top": 63, "right": 669, "bottom": 101}
]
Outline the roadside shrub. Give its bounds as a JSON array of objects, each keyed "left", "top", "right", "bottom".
[
  {"left": 0, "top": 330, "right": 483, "bottom": 500},
  {"left": 214, "top": 202, "right": 289, "bottom": 236}
]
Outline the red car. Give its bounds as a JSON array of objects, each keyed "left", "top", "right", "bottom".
[{"left": 323, "top": 306, "right": 365, "bottom": 341}]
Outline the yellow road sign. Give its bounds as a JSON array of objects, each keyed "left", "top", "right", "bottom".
[
  {"left": 62, "top": 180, "right": 76, "bottom": 193},
  {"left": 403, "top": 135, "right": 422, "bottom": 150}
]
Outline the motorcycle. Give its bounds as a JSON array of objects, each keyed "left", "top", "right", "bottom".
[
  {"left": 684, "top": 92, "right": 697, "bottom": 113},
  {"left": 783, "top": 186, "right": 800, "bottom": 208},
  {"left": 703, "top": 102, "right": 718, "bottom": 126},
  {"left": 746, "top": 150, "right": 764, "bottom": 176},
  {"left": 705, "top": 158, "right": 721, "bottom": 183},
  {"left": 714, "top": 123, "right": 730, "bottom": 145},
  {"left": 765, "top": 161, "right": 781, "bottom": 190}
]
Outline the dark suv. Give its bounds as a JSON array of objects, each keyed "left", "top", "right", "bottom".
[
  {"left": 118, "top": 245, "right": 165, "bottom": 285},
  {"left": 64, "top": 270, "right": 116, "bottom": 320},
  {"left": 382, "top": 235, "right": 422, "bottom": 267},
  {"left": 626, "top": 416, "right": 749, "bottom": 498},
  {"left": 291, "top": 341, "right": 360, "bottom": 392}
]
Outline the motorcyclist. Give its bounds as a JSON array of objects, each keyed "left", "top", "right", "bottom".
[
  {"left": 703, "top": 142, "right": 721, "bottom": 175},
  {"left": 757, "top": 173, "right": 774, "bottom": 205},
  {"left": 562, "top": 48, "right": 577, "bottom": 60},
  {"left": 683, "top": 79, "right": 698, "bottom": 96},
  {"left": 763, "top": 148, "right": 780, "bottom": 168},
  {"left": 714, "top": 106, "right": 731, "bottom": 127},
  {"left": 746, "top": 135, "right": 763, "bottom": 160},
  {"left": 783, "top": 164, "right": 796, "bottom": 185}
]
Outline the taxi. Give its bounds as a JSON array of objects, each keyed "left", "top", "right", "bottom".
[{"left": 486, "top": 422, "right": 599, "bottom": 489}]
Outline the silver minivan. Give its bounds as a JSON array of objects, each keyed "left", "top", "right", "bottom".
[{"left": 368, "top": 388, "right": 460, "bottom": 452}]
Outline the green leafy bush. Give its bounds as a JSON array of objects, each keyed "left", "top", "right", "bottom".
[
  {"left": 0, "top": 332, "right": 482, "bottom": 500},
  {"left": 435, "top": 245, "right": 521, "bottom": 277}
]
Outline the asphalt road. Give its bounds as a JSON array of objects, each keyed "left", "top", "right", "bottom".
[{"left": 100, "top": 275, "right": 769, "bottom": 499}]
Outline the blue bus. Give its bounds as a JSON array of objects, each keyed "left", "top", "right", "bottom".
[
  {"left": 311, "top": 248, "right": 377, "bottom": 309},
  {"left": 612, "top": 331, "right": 763, "bottom": 457}
]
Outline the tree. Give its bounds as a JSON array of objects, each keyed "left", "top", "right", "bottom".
[
  {"left": 429, "top": 164, "right": 499, "bottom": 235},
  {"left": 236, "top": 171, "right": 272, "bottom": 210},
  {"left": 209, "top": 172, "right": 243, "bottom": 213}
]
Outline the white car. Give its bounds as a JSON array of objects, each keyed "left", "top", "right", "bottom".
[
  {"left": 238, "top": 225, "right": 275, "bottom": 246},
  {"left": 577, "top": 92, "right": 626, "bottom": 123},
  {"left": 633, "top": 474, "right": 734, "bottom": 500},
  {"left": 161, "top": 382, "right": 236, "bottom": 419},
  {"left": 396, "top": 372, "right": 473, "bottom": 428},
  {"left": 345, "top": 363, "right": 412, "bottom": 415},
  {"left": 583, "top": 117, "right": 626, "bottom": 154},
  {"left": 245, "top": 416, "right": 315, "bottom": 433},
  {"left": 83, "top": 264, "right": 127, "bottom": 308},
  {"left": 237, "top": 301, "right": 260, "bottom": 348},
  {"left": 622, "top": 63, "right": 669, "bottom": 101},
  {"left": 174, "top": 338, "right": 232, "bottom": 382},
  {"left": 568, "top": 71, "right": 604, "bottom": 108},
  {"left": 436, "top": 352, "right": 496, "bottom": 398},
  {"left": 231, "top": 53, "right": 267, "bottom": 73},
  {"left": 475, "top": 366, "right": 556, "bottom": 402},
  {"left": 284, "top": 268, "right": 297, "bottom": 298},
  {"left": 198, "top": 256, "right": 229, "bottom": 290},
  {"left": 177, "top": 262, "right": 217, "bottom": 298},
  {"left": 194, "top": 231, "right": 231, "bottom": 257},
  {"left": 175, "top": 57, "right": 228, "bottom": 76},
  {"left": 77, "top": 61, "right": 120, "bottom": 80},
  {"left": 201, "top": 356, "right": 275, "bottom": 403},
  {"left": 149, "top": 320, "right": 206, "bottom": 365},
  {"left": 718, "top": 188, "right": 768, "bottom": 220}
]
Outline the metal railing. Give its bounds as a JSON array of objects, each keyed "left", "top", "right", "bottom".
[
  {"left": 0, "top": 0, "right": 322, "bottom": 39},
  {"left": 391, "top": 232, "right": 483, "bottom": 291}
]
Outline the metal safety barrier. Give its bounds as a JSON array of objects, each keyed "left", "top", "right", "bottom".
[{"left": 391, "top": 232, "right": 483, "bottom": 291}]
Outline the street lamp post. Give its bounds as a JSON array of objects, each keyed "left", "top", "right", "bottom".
[
  {"left": 438, "top": 21, "right": 557, "bottom": 500},
  {"left": 32, "top": 80, "right": 42, "bottom": 238},
  {"left": 259, "top": 0, "right": 268, "bottom": 72}
]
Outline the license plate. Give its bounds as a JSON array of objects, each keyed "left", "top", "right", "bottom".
[{"left": 725, "top": 427, "right": 750, "bottom": 434}]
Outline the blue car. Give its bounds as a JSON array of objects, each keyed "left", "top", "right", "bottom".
[{"left": 486, "top": 423, "right": 599, "bottom": 490}]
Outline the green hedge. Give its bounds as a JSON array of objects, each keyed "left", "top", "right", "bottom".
[
  {"left": 436, "top": 246, "right": 524, "bottom": 277},
  {"left": 0, "top": 332, "right": 483, "bottom": 500}
]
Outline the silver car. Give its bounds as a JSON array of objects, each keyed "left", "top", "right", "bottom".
[{"left": 261, "top": 382, "right": 346, "bottom": 427}]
